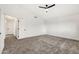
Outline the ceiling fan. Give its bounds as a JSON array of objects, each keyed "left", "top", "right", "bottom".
[{"left": 39, "top": 4, "right": 55, "bottom": 9}]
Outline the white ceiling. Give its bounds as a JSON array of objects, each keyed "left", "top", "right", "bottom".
[{"left": 0, "top": 4, "right": 79, "bottom": 19}]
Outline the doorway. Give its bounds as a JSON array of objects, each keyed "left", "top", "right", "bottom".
[{"left": 5, "top": 15, "right": 19, "bottom": 39}]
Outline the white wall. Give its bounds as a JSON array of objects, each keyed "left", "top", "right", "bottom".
[
  {"left": 0, "top": 12, "right": 1, "bottom": 33},
  {"left": 0, "top": 10, "right": 5, "bottom": 53},
  {"left": 46, "top": 14, "right": 79, "bottom": 40},
  {"left": 0, "top": 9, "right": 1, "bottom": 53},
  {"left": 19, "top": 15, "right": 46, "bottom": 39},
  {"left": 43, "top": 4, "right": 79, "bottom": 40}
]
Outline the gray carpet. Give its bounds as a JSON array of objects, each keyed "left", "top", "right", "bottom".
[{"left": 2, "top": 34, "right": 79, "bottom": 54}]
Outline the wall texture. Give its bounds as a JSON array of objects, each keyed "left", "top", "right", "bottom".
[
  {"left": 46, "top": 14, "right": 79, "bottom": 40},
  {"left": 19, "top": 15, "right": 46, "bottom": 39}
]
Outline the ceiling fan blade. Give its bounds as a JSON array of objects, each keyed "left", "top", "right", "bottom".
[
  {"left": 39, "top": 6, "right": 49, "bottom": 9},
  {"left": 39, "top": 6, "right": 46, "bottom": 9},
  {"left": 47, "top": 4, "right": 55, "bottom": 8}
]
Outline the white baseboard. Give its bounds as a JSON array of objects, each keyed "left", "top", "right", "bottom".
[
  {"left": 18, "top": 34, "right": 47, "bottom": 39},
  {"left": 49, "top": 34, "right": 79, "bottom": 41}
]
